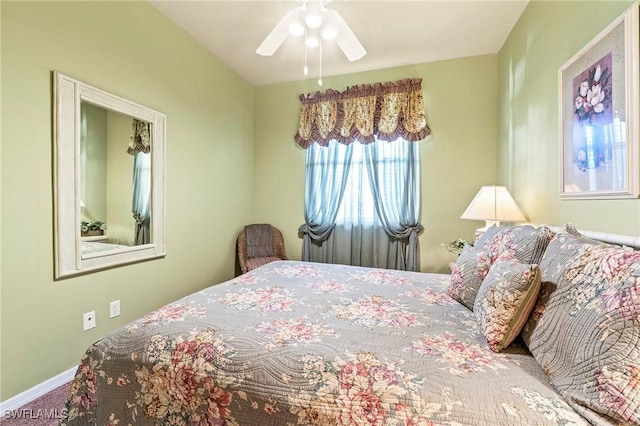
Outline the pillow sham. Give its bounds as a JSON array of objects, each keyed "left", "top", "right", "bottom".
[
  {"left": 474, "top": 256, "right": 541, "bottom": 352},
  {"left": 448, "top": 225, "right": 553, "bottom": 311},
  {"left": 448, "top": 246, "right": 492, "bottom": 310},
  {"left": 479, "top": 224, "right": 554, "bottom": 265},
  {"left": 524, "top": 225, "right": 640, "bottom": 425},
  {"left": 521, "top": 223, "right": 612, "bottom": 346}
]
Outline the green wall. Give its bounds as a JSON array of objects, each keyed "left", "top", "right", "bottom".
[
  {"left": 497, "top": 0, "right": 638, "bottom": 234},
  {"left": 254, "top": 56, "right": 499, "bottom": 273},
  {"left": 1, "top": 1, "right": 254, "bottom": 400}
]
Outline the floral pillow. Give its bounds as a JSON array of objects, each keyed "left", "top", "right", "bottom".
[
  {"left": 448, "top": 225, "right": 553, "bottom": 311},
  {"left": 474, "top": 256, "right": 541, "bottom": 352},
  {"left": 448, "top": 247, "right": 492, "bottom": 310},
  {"left": 478, "top": 224, "right": 554, "bottom": 265},
  {"left": 521, "top": 223, "right": 613, "bottom": 346},
  {"left": 524, "top": 226, "right": 640, "bottom": 425}
]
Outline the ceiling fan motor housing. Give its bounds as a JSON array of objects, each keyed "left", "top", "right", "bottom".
[{"left": 256, "top": 0, "right": 366, "bottom": 62}]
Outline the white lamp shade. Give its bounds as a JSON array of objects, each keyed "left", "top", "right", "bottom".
[{"left": 460, "top": 186, "right": 526, "bottom": 227}]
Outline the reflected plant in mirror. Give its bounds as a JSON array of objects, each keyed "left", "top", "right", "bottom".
[
  {"left": 81, "top": 220, "right": 106, "bottom": 236},
  {"left": 54, "top": 72, "right": 166, "bottom": 278}
]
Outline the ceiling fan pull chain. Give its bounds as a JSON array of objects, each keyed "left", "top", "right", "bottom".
[
  {"left": 304, "top": 29, "right": 309, "bottom": 76},
  {"left": 318, "top": 39, "right": 323, "bottom": 86}
]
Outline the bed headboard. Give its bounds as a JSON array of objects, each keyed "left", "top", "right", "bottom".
[{"left": 546, "top": 224, "right": 640, "bottom": 249}]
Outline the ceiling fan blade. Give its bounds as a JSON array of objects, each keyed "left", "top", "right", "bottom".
[
  {"left": 256, "top": 8, "right": 298, "bottom": 56},
  {"left": 325, "top": 9, "right": 366, "bottom": 62}
]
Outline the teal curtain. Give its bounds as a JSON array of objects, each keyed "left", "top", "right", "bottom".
[
  {"left": 129, "top": 118, "right": 152, "bottom": 245},
  {"left": 301, "top": 139, "right": 422, "bottom": 271},
  {"left": 298, "top": 142, "right": 354, "bottom": 261},
  {"left": 131, "top": 152, "right": 151, "bottom": 245},
  {"left": 364, "top": 139, "right": 422, "bottom": 271}
]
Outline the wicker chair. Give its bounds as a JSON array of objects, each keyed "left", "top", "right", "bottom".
[{"left": 237, "top": 225, "right": 288, "bottom": 274}]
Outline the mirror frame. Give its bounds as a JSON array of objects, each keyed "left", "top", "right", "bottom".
[{"left": 53, "top": 71, "right": 166, "bottom": 278}]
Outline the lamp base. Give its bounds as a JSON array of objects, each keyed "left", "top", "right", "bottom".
[
  {"left": 474, "top": 221, "right": 501, "bottom": 241},
  {"left": 480, "top": 220, "right": 501, "bottom": 231}
]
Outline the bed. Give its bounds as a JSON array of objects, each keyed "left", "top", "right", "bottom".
[{"left": 61, "top": 224, "right": 640, "bottom": 425}]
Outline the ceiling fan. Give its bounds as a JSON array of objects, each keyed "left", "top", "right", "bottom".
[{"left": 255, "top": 0, "right": 366, "bottom": 62}]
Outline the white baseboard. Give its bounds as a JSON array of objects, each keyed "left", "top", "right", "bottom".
[{"left": 0, "top": 367, "right": 76, "bottom": 413}]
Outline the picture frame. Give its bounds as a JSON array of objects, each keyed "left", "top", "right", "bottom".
[{"left": 559, "top": 5, "right": 639, "bottom": 199}]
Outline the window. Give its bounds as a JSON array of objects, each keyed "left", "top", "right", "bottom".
[
  {"left": 335, "top": 142, "right": 375, "bottom": 224},
  {"left": 297, "top": 79, "right": 427, "bottom": 271},
  {"left": 327, "top": 140, "right": 418, "bottom": 226},
  {"left": 303, "top": 137, "right": 420, "bottom": 270}
]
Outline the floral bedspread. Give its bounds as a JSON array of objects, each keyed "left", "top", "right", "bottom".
[{"left": 62, "top": 261, "right": 586, "bottom": 425}]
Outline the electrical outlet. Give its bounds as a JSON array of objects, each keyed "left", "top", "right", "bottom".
[
  {"left": 83, "top": 311, "right": 96, "bottom": 331},
  {"left": 109, "top": 300, "right": 121, "bottom": 318}
]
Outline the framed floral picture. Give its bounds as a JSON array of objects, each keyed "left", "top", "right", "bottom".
[{"left": 559, "top": 5, "right": 639, "bottom": 199}]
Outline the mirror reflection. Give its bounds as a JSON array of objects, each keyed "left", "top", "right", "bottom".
[
  {"left": 80, "top": 102, "right": 152, "bottom": 252},
  {"left": 54, "top": 71, "right": 166, "bottom": 278}
]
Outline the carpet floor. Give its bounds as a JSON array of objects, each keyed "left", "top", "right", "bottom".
[{"left": 1, "top": 382, "right": 71, "bottom": 425}]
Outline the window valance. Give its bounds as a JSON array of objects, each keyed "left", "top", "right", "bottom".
[
  {"left": 294, "top": 78, "right": 431, "bottom": 148},
  {"left": 127, "top": 119, "right": 151, "bottom": 155}
]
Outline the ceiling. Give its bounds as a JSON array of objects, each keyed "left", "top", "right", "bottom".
[{"left": 150, "top": 0, "right": 529, "bottom": 86}]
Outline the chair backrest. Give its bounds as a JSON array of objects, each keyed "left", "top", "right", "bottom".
[{"left": 237, "top": 225, "right": 287, "bottom": 274}]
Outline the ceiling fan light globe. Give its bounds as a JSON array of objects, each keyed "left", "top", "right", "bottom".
[
  {"left": 305, "top": 13, "right": 322, "bottom": 29},
  {"left": 288, "top": 22, "right": 305, "bottom": 37},
  {"left": 305, "top": 35, "right": 320, "bottom": 48},
  {"left": 321, "top": 27, "right": 338, "bottom": 40}
]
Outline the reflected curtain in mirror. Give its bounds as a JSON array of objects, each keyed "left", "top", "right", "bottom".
[{"left": 129, "top": 119, "right": 152, "bottom": 245}]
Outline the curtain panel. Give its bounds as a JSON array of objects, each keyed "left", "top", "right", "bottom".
[
  {"left": 364, "top": 141, "right": 423, "bottom": 271},
  {"left": 299, "top": 142, "right": 354, "bottom": 261},
  {"left": 299, "top": 140, "right": 423, "bottom": 271},
  {"left": 294, "top": 78, "right": 431, "bottom": 148},
  {"left": 129, "top": 118, "right": 152, "bottom": 245},
  {"left": 131, "top": 152, "right": 151, "bottom": 245}
]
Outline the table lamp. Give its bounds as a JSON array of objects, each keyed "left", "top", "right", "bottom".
[{"left": 460, "top": 185, "right": 526, "bottom": 232}]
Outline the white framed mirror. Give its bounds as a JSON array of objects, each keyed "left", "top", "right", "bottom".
[{"left": 53, "top": 71, "right": 166, "bottom": 278}]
